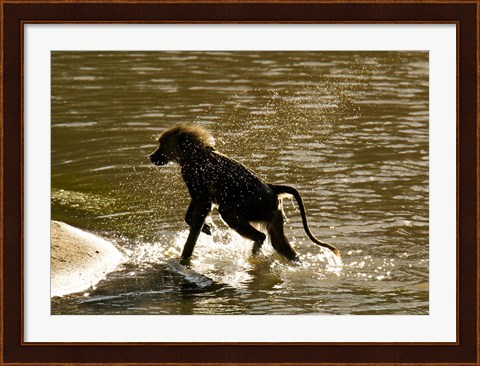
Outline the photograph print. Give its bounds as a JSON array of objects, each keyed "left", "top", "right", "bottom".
[{"left": 50, "top": 51, "right": 429, "bottom": 316}]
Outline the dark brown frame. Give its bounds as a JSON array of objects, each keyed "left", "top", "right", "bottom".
[{"left": 1, "top": 1, "right": 478, "bottom": 365}]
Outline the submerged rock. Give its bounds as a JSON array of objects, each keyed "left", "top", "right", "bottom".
[{"left": 51, "top": 220, "right": 124, "bottom": 297}]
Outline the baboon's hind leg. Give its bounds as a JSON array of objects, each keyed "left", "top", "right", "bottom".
[
  {"left": 268, "top": 210, "right": 298, "bottom": 261},
  {"left": 219, "top": 207, "right": 266, "bottom": 255}
]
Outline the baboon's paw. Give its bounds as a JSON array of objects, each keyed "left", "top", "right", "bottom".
[{"left": 202, "top": 224, "right": 212, "bottom": 236}]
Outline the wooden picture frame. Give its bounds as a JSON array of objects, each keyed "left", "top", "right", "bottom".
[{"left": 1, "top": 1, "right": 478, "bottom": 365}]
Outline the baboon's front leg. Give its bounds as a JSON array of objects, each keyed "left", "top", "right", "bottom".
[
  {"left": 185, "top": 200, "right": 211, "bottom": 235},
  {"left": 181, "top": 201, "right": 211, "bottom": 261}
]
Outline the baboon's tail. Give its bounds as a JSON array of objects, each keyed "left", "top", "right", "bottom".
[{"left": 270, "top": 184, "right": 340, "bottom": 258}]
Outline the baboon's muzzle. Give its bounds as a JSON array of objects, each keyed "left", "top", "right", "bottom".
[{"left": 149, "top": 150, "right": 169, "bottom": 166}]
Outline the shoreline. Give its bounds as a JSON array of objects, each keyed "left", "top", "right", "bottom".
[{"left": 51, "top": 220, "right": 124, "bottom": 297}]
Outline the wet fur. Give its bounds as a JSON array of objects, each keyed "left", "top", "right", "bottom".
[{"left": 149, "top": 124, "right": 339, "bottom": 262}]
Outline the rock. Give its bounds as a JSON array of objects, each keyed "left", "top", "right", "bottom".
[{"left": 51, "top": 220, "right": 124, "bottom": 297}]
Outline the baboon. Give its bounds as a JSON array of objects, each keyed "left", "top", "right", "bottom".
[{"left": 149, "top": 125, "right": 340, "bottom": 262}]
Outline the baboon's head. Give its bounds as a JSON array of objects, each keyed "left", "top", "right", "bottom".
[{"left": 149, "top": 125, "right": 215, "bottom": 165}]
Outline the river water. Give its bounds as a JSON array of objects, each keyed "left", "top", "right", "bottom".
[{"left": 51, "top": 51, "right": 429, "bottom": 315}]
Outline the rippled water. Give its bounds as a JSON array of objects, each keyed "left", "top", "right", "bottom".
[{"left": 51, "top": 51, "right": 429, "bottom": 315}]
